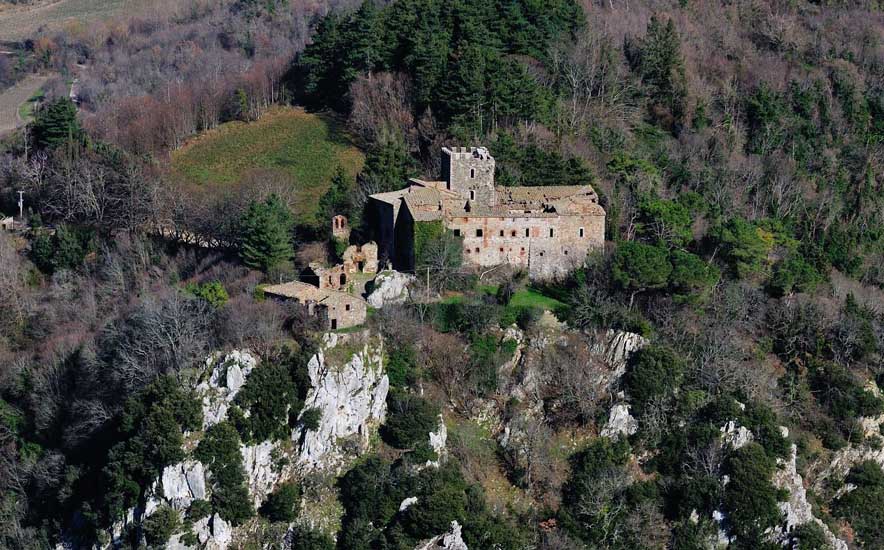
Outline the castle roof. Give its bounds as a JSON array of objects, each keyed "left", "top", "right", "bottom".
[
  {"left": 262, "top": 281, "right": 365, "bottom": 306},
  {"left": 495, "top": 185, "right": 597, "bottom": 203}
]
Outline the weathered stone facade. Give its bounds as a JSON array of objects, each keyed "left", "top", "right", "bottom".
[
  {"left": 332, "top": 215, "right": 350, "bottom": 241},
  {"left": 263, "top": 281, "right": 366, "bottom": 330},
  {"left": 370, "top": 146, "right": 606, "bottom": 279}
]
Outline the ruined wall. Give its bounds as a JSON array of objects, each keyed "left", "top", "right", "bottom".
[
  {"left": 324, "top": 295, "right": 367, "bottom": 330},
  {"left": 371, "top": 200, "right": 396, "bottom": 267},
  {"left": 447, "top": 212, "right": 605, "bottom": 279},
  {"left": 441, "top": 147, "right": 496, "bottom": 206}
]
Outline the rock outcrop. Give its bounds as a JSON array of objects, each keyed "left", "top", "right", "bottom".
[
  {"left": 601, "top": 403, "right": 638, "bottom": 439},
  {"left": 197, "top": 350, "right": 257, "bottom": 429},
  {"left": 720, "top": 420, "right": 754, "bottom": 450},
  {"left": 241, "top": 440, "right": 281, "bottom": 508},
  {"left": 773, "top": 444, "right": 848, "bottom": 550},
  {"left": 414, "top": 521, "right": 468, "bottom": 550},
  {"left": 425, "top": 415, "right": 448, "bottom": 468},
  {"left": 367, "top": 270, "right": 415, "bottom": 308},
  {"left": 591, "top": 329, "right": 649, "bottom": 379},
  {"left": 158, "top": 460, "right": 207, "bottom": 511},
  {"left": 297, "top": 336, "right": 388, "bottom": 469}
]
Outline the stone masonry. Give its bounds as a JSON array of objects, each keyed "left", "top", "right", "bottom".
[{"left": 370, "top": 146, "right": 606, "bottom": 279}]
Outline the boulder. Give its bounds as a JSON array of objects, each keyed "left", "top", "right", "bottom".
[
  {"left": 414, "top": 521, "right": 468, "bottom": 550},
  {"left": 367, "top": 270, "right": 415, "bottom": 308},
  {"left": 399, "top": 497, "right": 419, "bottom": 512},
  {"left": 297, "top": 338, "right": 388, "bottom": 469},
  {"left": 591, "top": 329, "right": 649, "bottom": 378},
  {"left": 425, "top": 415, "right": 448, "bottom": 468},
  {"left": 194, "top": 513, "right": 232, "bottom": 550},
  {"left": 601, "top": 403, "right": 638, "bottom": 439}
]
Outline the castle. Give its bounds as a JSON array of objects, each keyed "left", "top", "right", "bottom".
[{"left": 369, "top": 146, "right": 606, "bottom": 279}]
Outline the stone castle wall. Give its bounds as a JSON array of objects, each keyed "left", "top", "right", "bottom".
[{"left": 449, "top": 212, "right": 605, "bottom": 278}]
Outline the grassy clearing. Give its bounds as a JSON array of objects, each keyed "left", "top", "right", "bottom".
[
  {"left": 479, "top": 284, "right": 566, "bottom": 311},
  {"left": 171, "top": 107, "right": 364, "bottom": 225},
  {"left": 0, "top": 0, "right": 157, "bottom": 41},
  {"left": 17, "top": 89, "right": 45, "bottom": 123}
]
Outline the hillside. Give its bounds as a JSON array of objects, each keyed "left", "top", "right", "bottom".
[
  {"left": 171, "top": 107, "right": 364, "bottom": 225},
  {"left": 0, "top": 0, "right": 158, "bottom": 41}
]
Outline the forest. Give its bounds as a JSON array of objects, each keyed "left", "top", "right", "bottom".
[{"left": 1, "top": 0, "right": 883, "bottom": 549}]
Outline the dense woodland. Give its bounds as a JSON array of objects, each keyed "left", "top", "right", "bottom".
[{"left": 1, "top": 0, "right": 884, "bottom": 548}]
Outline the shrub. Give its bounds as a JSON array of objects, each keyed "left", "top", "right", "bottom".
[
  {"left": 769, "top": 254, "right": 824, "bottom": 296},
  {"left": 381, "top": 391, "right": 440, "bottom": 452},
  {"left": 299, "top": 407, "right": 322, "bottom": 431},
  {"left": 233, "top": 362, "right": 301, "bottom": 442},
  {"left": 185, "top": 281, "right": 229, "bottom": 308},
  {"left": 289, "top": 526, "right": 336, "bottom": 550},
  {"left": 624, "top": 345, "right": 685, "bottom": 415},
  {"left": 195, "top": 422, "right": 254, "bottom": 525},
  {"left": 260, "top": 481, "right": 301, "bottom": 523},
  {"left": 722, "top": 442, "right": 782, "bottom": 543},
  {"left": 143, "top": 506, "right": 180, "bottom": 547},
  {"left": 386, "top": 344, "right": 419, "bottom": 389},
  {"left": 669, "top": 250, "right": 720, "bottom": 300},
  {"left": 833, "top": 461, "right": 884, "bottom": 547},
  {"left": 187, "top": 499, "right": 211, "bottom": 520}
]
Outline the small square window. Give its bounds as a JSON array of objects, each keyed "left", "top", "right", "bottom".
[
  {"left": 511, "top": 230, "right": 516, "bottom": 237},
  {"left": 539, "top": 251, "right": 544, "bottom": 257},
  {"left": 346, "top": 304, "right": 351, "bottom": 311},
  {"left": 453, "top": 229, "right": 461, "bottom": 237},
  {"left": 564, "top": 250, "right": 569, "bottom": 255},
  {"left": 499, "top": 247, "right": 504, "bottom": 252},
  {"left": 499, "top": 230, "right": 504, "bottom": 237},
  {"left": 474, "top": 247, "right": 480, "bottom": 253},
  {"left": 476, "top": 229, "right": 483, "bottom": 237}
]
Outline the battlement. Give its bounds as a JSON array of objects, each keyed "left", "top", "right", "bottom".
[{"left": 442, "top": 146, "right": 494, "bottom": 159}]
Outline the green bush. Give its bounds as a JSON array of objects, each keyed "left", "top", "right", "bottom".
[
  {"left": 299, "top": 407, "right": 322, "bottom": 431},
  {"left": 722, "top": 442, "right": 782, "bottom": 543},
  {"left": 769, "top": 254, "right": 824, "bottom": 296},
  {"left": 624, "top": 345, "right": 685, "bottom": 415},
  {"left": 381, "top": 391, "right": 440, "bottom": 452},
  {"left": 669, "top": 250, "right": 720, "bottom": 300},
  {"left": 833, "top": 461, "right": 884, "bottom": 547},
  {"left": 29, "top": 225, "right": 95, "bottom": 274},
  {"left": 143, "top": 506, "right": 180, "bottom": 547},
  {"left": 233, "top": 362, "right": 301, "bottom": 442},
  {"left": 195, "top": 422, "right": 254, "bottom": 525},
  {"left": 387, "top": 344, "right": 419, "bottom": 389},
  {"left": 185, "top": 281, "right": 229, "bottom": 308},
  {"left": 290, "top": 525, "right": 336, "bottom": 550},
  {"left": 187, "top": 499, "right": 211, "bottom": 520},
  {"left": 260, "top": 481, "right": 301, "bottom": 523}
]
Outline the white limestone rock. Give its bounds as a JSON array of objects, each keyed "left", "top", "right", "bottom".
[
  {"left": 399, "top": 497, "right": 419, "bottom": 512},
  {"left": 160, "top": 460, "right": 206, "bottom": 511},
  {"left": 197, "top": 350, "right": 257, "bottom": 429},
  {"left": 772, "top": 444, "right": 848, "bottom": 550},
  {"left": 194, "top": 513, "right": 232, "bottom": 550},
  {"left": 425, "top": 415, "right": 448, "bottom": 468},
  {"left": 590, "top": 329, "right": 649, "bottom": 378},
  {"left": 414, "top": 520, "right": 468, "bottom": 550},
  {"left": 601, "top": 403, "right": 638, "bottom": 439},
  {"left": 367, "top": 270, "right": 415, "bottom": 308},
  {"left": 720, "top": 421, "right": 754, "bottom": 450},
  {"left": 240, "top": 440, "right": 280, "bottom": 508},
  {"left": 297, "top": 339, "right": 388, "bottom": 469}
]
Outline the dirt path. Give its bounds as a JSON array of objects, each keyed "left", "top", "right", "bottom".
[{"left": 0, "top": 74, "right": 50, "bottom": 135}]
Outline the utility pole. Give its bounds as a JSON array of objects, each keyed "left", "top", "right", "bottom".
[{"left": 17, "top": 191, "right": 24, "bottom": 222}]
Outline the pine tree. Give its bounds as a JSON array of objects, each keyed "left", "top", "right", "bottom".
[
  {"left": 634, "top": 16, "right": 687, "bottom": 127},
  {"left": 32, "top": 97, "right": 82, "bottom": 149},
  {"left": 238, "top": 195, "right": 294, "bottom": 272}
]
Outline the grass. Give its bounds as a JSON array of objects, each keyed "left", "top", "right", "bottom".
[
  {"left": 0, "top": 0, "right": 159, "bottom": 41},
  {"left": 509, "top": 288, "right": 566, "bottom": 311},
  {"left": 17, "top": 89, "right": 45, "bottom": 123},
  {"left": 171, "top": 106, "right": 364, "bottom": 225}
]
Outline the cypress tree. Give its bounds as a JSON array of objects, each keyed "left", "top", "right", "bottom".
[{"left": 238, "top": 194, "right": 294, "bottom": 272}]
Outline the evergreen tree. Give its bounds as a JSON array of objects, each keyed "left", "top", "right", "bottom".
[
  {"left": 357, "top": 139, "right": 419, "bottom": 196},
  {"left": 319, "top": 167, "right": 356, "bottom": 227},
  {"left": 32, "top": 97, "right": 82, "bottom": 149},
  {"left": 630, "top": 16, "right": 687, "bottom": 128},
  {"left": 238, "top": 194, "right": 294, "bottom": 272}
]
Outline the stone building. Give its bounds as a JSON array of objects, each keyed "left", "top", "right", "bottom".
[
  {"left": 369, "top": 146, "right": 605, "bottom": 279},
  {"left": 262, "top": 281, "right": 367, "bottom": 330},
  {"left": 301, "top": 238, "right": 379, "bottom": 292}
]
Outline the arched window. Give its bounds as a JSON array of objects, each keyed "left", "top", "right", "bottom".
[{"left": 340, "top": 273, "right": 347, "bottom": 286}]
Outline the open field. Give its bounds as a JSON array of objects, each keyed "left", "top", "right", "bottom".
[
  {"left": 0, "top": 74, "right": 49, "bottom": 135},
  {"left": 0, "top": 0, "right": 156, "bottom": 41},
  {"left": 171, "top": 107, "right": 364, "bottom": 224}
]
